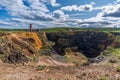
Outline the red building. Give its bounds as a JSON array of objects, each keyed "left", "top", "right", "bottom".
[{"left": 29, "top": 24, "right": 32, "bottom": 31}]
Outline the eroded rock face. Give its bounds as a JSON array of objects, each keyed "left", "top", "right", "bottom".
[
  {"left": 0, "top": 32, "right": 42, "bottom": 63},
  {"left": 46, "top": 31, "right": 115, "bottom": 58}
]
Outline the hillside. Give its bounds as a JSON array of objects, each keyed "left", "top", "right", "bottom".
[
  {"left": 0, "top": 29, "right": 120, "bottom": 80},
  {"left": 0, "top": 32, "right": 42, "bottom": 63}
]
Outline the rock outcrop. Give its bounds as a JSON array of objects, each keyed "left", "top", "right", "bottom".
[
  {"left": 0, "top": 32, "right": 42, "bottom": 63},
  {"left": 46, "top": 31, "right": 115, "bottom": 58},
  {"left": 0, "top": 31, "right": 115, "bottom": 64}
]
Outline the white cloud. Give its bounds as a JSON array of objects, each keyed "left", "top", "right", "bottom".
[
  {"left": 24, "top": 11, "right": 54, "bottom": 21},
  {"left": 27, "top": 0, "right": 49, "bottom": 12},
  {"left": 0, "top": 0, "right": 54, "bottom": 21},
  {"left": 0, "top": 0, "right": 50, "bottom": 16},
  {"left": 0, "top": 0, "right": 28, "bottom": 16},
  {"left": 10, "top": 18, "right": 69, "bottom": 28},
  {"left": 93, "top": 0, "right": 120, "bottom": 18},
  {"left": 53, "top": 10, "right": 69, "bottom": 21},
  {"left": 61, "top": 5, "right": 78, "bottom": 11},
  {"left": 41, "top": 0, "right": 61, "bottom": 7},
  {"left": 61, "top": 3, "right": 94, "bottom": 12},
  {"left": 90, "top": 2, "right": 95, "bottom": 5},
  {"left": 115, "top": 0, "right": 120, "bottom": 4},
  {"left": 0, "top": 0, "right": 119, "bottom": 28},
  {"left": 50, "top": 0, "right": 61, "bottom": 7},
  {"left": 10, "top": 18, "right": 53, "bottom": 28},
  {"left": 102, "top": 4, "right": 120, "bottom": 17},
  {"left": 82, "top": 0, "right": 120, "bottom": 28},
  {"left": 0, "top": 21, "right": 12, "bottom": 25},
  {"left": 0, "top": 0, "right": 57, "bottom": 28}
]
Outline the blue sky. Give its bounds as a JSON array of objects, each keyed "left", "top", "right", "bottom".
[{"left": 0, "top": 0, "right": 120, "bottom": 29}]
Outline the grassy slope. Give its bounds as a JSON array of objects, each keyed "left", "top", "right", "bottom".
[
  {"left": 0, "top": 27, "right": 120, "bottom": 32},
  {"left": 41, "top": 27, "right": 120, "bottom": 33}
]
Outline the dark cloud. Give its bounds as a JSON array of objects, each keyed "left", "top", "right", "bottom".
[
  {"left": 84, "top": 5, "right": 92, "bottom": 11},
  {"left": 33, "top": 14, "right": 54, "bottom": 21},
  {"left": 79, "top": 21, "right": 111, "bottom": 25},
  {"left": 53, "top": 12, "right": 61, "bottom": 19},
  {"left": 103, "top": 8, "right": 120, "bottom": 17},
  {"left": 19, "top": 12, "right": 54, "bottom": 21},
  {"left": 53, "top": 10, "right": 64, "bottom": 19},
  {"left": 61, "top": 4, "right": 93, "bottom": 12},
  {"left": 64, "top": 18, "right": 112, "bottom": 28},
  {"left": 78, "top": 21, "right": 112, "bottom": 28}
]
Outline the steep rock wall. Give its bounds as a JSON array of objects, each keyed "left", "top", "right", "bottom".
[{"left": 46, "top": 31, "right": 115, "bottom": 58}]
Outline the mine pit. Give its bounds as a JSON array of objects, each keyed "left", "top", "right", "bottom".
[{"left": 46, "top": 31, "right": 115, "bottom": 58}]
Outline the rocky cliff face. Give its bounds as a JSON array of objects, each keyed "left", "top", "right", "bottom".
[
  {"left": 46, "top": 31, "right": 115, "bottom": 58},
  {"left": 0, "top": 32, "right": 42, "bottom": 63},
  {"left": 0, "top": 31, "right": 115, "bottom": 64}
]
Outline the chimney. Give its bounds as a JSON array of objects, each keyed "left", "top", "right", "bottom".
[{"left": 29, "top": 24, "right": 32, "bottom": 32}]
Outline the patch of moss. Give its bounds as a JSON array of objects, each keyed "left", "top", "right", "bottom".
[
  {"left": 104, "top": 63, "right": 111, "bottom": 67},
  {"left": 116, "top": 66, "right": 120, "bottom": 72},
  {"left": 0, "top": 54, "right": 4, "bottom": 59},
  {"left": 36, "top": 65, "right": 46, "bottom": 70},
  {"left": 64, "top": 52, "right": 87, "bottom": 65}
]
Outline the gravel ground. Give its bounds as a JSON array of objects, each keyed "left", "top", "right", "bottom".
[{"left": 0, "top": 63, "right": 120, "bottom": 80}]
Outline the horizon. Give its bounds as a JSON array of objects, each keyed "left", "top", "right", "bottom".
[{"left": 0, "top": 0, "right": 120, "bottom": 29}]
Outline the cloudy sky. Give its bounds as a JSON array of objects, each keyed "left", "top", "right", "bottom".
[{"left": 0, "top": 0, "right": 120, "bottom": 29}]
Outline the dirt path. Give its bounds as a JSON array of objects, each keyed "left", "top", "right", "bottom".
[{"left": 0, "top": 63, "right": 120, "bottom": 80}]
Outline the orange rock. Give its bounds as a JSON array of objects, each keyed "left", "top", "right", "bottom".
[{"left": 15, "top": 32, "right": 42, "bottom": 51}]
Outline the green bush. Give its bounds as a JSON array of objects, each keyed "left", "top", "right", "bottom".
[
  {"left": 99, "top": 78, "right": 107, "bottom": 80},
  {"left": 36, "top": 65, "right": 46, "bottom": 70},
  {"left": 47, "top": 78, "right": 53, "bottom": 80},
  {"left": 0, "top": 54, "right": 4, "bottom": 59},
  {"left": 116, "top": 66, "right": 120, "bottom": 72},
  {"left": 32, "top": 55, "right": 38, "bottom": 62}
]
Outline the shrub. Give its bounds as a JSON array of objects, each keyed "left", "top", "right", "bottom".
[
  {"left": 104, "top": 63, "right": 111, "bottom": 67},
  {"left": 116, "top": 66, "right": 120, "bottom": 72},
  {"left": 99, "top": 78, "right": 107, "bottom": 80},
  {"left": 36, "top": 65, "right": 46, "bottom": 70},
  {"left": 32, "top": 55, "right": 38, "bottom": 62},
  {"left": 47, "top": 78, "right": 53, "bottom": 80}
]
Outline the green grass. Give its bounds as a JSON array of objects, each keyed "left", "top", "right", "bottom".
[
  {"left": 102, "top": 47, "right": 120, "bottom": 63},
  {"left": 113, "top": 48, "right": 120, "bottom": 59},
  {"left": 0, "top": 29, "right": 29, "bottom": 32},
  {"left": 36, "top": 65, "right": 46, "bottom": 70},
  {"left": 0, "top": 54, "right": 4, "bottom": 59},
  {"left": 41, "top": 27, "right": 76, "bottom": 32},
  {"left": 116, "top": 66, "right": 120, "bottom": 72},
  {"left": 47, "top": 78, "right": 53, "bottom": 80},
  {"left": 0, "top": 27, "right": 120, "bottom": 33},
  {"left": 41, "top": 27, "right": 120, "bottom": 33}
]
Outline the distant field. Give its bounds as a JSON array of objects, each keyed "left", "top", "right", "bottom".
[
  {"left": 0, "top": 27, "right": 120, "bottom": 33},
  {"left": 0, "top": 29, "right": 29, "bottom": 32},
  {"left": 41, "top": 27, "right": 120, "bottom": 33}
]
